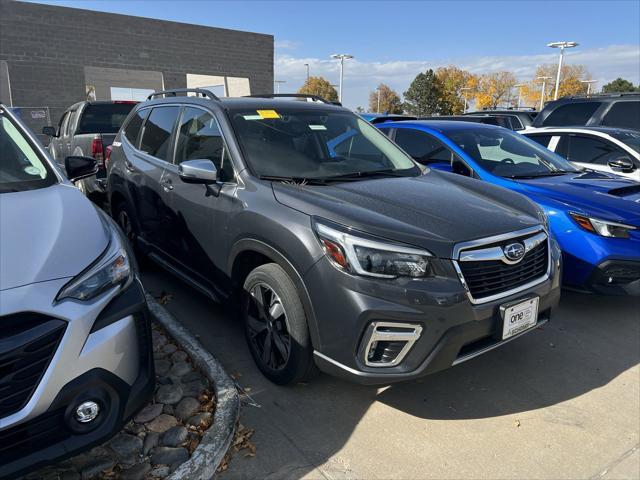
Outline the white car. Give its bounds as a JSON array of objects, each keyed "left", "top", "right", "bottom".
[{"left": 523, "top": 126, "right": 640, "bottom": 181}]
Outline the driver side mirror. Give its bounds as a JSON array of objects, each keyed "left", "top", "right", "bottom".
[
  {"left": 65, "top": 156, "right": 98, "bottom": 182},
  {"left": 178, "top": 159, "right": 218, "bottom": 184},
  {"left": 42, "top": 126, "right": 57, "bottom": 137},
  {"left": 608, "top": 157, "right": 636, "bottom": 173}
]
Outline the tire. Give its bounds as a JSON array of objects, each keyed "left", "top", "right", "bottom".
[
  {"left": 242, "top": 263, "right": 316, "bottom": 385},
  {"left": 111, "top": 199, "right": 148, "bottom": 267}
]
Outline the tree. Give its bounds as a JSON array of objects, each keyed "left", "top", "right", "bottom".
[
  {"left": 368, "top": 83, "right": 403, "bottom": 113},
  {"left": 435, "top": 66, "right": 476, "bottom": 115},
  {"left": 297, "top": 76, "right": 339, "bottom": 102},
  {"left": 472, "top": 71, "right": 517, "bottom": 110},
  {"left": 602, "top": 77, "right": 638, "bottom": 93},
  {"left": 403, "top": 69, "right": 445, "bottom": 116},
  {"left": 523, "top": 64, "right": 592, "bottom": 106}
]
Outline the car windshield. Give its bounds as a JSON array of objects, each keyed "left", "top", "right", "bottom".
[
  {"left": 0, "top": 111, "right": 56, "bottom": 193},
  {"left": 611, "top": 130, "right": 640, "bottom": 154},
  {"left": 448, "top": 128, "right": 580, "bottom": 178},
  {"left": 229, "top": 108, "right": 420, "bottom": 181}
]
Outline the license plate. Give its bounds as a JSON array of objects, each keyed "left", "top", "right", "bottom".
[{"left": 501, "top": 297, "right": 539, "bottom": 340}]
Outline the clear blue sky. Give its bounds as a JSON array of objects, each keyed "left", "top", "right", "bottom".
[{"left": 27, "top": 1, "right": 640, "bottom": 108}]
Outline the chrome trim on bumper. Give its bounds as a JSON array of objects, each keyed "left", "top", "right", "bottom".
[{"left": 360, "top": 322, "right": 423, "bottom": 367}]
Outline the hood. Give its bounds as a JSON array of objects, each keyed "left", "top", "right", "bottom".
[
  {"left": 515, "top": 170, "right": 640, "bottom": 226},
  {"left": 272, "top": 170, "right": 541, "bottom": 258},
  {"left": 0, "top": 184, "right": 109, "bottom": 291}
]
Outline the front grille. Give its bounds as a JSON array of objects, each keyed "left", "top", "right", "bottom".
[
  {"left": 458, "top": 233, "right": 549, "bottom": 300},
  {"left": 0, "top": 313, "right": 66, "bottom": 418}
]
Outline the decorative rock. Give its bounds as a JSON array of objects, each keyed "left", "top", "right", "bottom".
[
  {"left": 169, "top": 361, "right": 191, "bottom": 377},
  {"left": 181, "top": 379, "right": 207, "bottom": 398},
  {"left": 146, "top": 414, "right": 178, "bottom": 433},
  {"left": 181, "top": 371, "right": 205, "bottom": 383},
  {"left": 134, "top": 403, "right": 163, "bottom": 424},
  {"left": 162, "top": 344, "right": 177, "bottom": 355},
  {"left": 80, "top": 457, "right": 115, "bottom": 480},
  {"left": 163, "top": 404, "right": 175, "bottom": 415},
  {"left": 155, "top": 384, "right": 183, "bottom": 405},
  {"left": 125, "top": 422, "right": 146, "bottom": 435},
  {"left": 161, "top": 426, "right": 188, "bottom": 447},
  {"left": 109, "top": 433, "right": 142, "bottom": 459},
  {"left": 119, "top": 462, "right": 151, "bottom": 480},
  {"left": 150, "top": 447, "right": 189, "bottom": 467},
  {"left": 186, "top": 411, "right": 213, "bottom": 429},
  {"left": 149, "top": 465, "right": 170, "bottom": 478},
  {"left": 143, "top": 432, "right": 160, "bottom": 456},
  {"left": 175, "top": 396, "right": 200, "bottom": 421},
  {"left": 155, "top": 358, "right": 171, "bottom": 376},
  {"left": 170, "top": 351, "right": 188, "bottom": 363}
]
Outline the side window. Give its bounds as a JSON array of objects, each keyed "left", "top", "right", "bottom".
[
  {"left": 378, "top": 127, "right": 392, "bottom": 138},
  {"left": 526, "top": 134, "right": 553, "bottom": 147},
  {"left": 542, "top": 102, "right": 601, "bottom": 126},
  {"left": 139, "top": 106, "right": 180, "bottom": 162},
  {"left": 124, "top": 109, "right": 147, "bottom": 147},
  {"left": 175, "top": 107, "right": 234, "bottom": 182},
  {"left": 602, "top": 101, "right": 640, "bottom": 130},
  {"left": 394, "top": 128, "right": 453, "bottom": 164},
  {"left": 566, "top": 135, "right": 621, "bottom": 165}
]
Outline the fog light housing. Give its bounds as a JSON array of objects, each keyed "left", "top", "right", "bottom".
[
  {"left": 360, "top": 322, "right": 423, "bottom": 367},
  {"left": 75, "top": 401, "right": 100, "bottom": 423}
]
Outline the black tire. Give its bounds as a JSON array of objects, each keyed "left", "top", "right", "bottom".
[
  {"left": 242, "top": 263, "right": 316, "bottom": 385},
  {"left": 111, "top": 199, "right": 148, "bottom": 267}
]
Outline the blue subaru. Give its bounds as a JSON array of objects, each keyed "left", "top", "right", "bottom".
[{"left": 378, "top": 120, "right": 640, "bottom": 296}]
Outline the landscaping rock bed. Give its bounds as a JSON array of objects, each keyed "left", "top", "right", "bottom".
[{"left": 26, "top": 325, "right": 215, "bottom": 480}]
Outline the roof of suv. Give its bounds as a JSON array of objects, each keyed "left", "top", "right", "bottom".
[{"left": 139, "top": 95, "right": 348, "bottom": 113}]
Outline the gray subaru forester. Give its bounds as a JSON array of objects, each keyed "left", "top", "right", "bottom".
[{"left": 107, "top": 90, "right": 562, "bottom": 386}]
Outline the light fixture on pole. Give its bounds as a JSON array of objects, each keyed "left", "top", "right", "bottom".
[
  {"left": 273, "top": 80, "right": 286, "bottom": 94},
  {"left": 460, "top": 87, "right": 471, "bottom": 113},
  {"left": 547, "top": 41, "right": 579, "bottom": 100},
  {"left": 536, "top": 76, "right": 553, "bottom": 110},
  {"left": 304, "top": 63, "right": 310, "bottom": 83},
  {"left": 331, "top": 53, "right": 354, "bottom": 103},
  {"left": 513, "top": 83, "right": 526, "bottom": 109},
  {"left": 580, "top": 79, "right": 598, "bottom": 97}
]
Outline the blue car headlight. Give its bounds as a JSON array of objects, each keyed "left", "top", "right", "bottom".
[{"left": 570, "top": 212, "right": 637, "bottom": 239}]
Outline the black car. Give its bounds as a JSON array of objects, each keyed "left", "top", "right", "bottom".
[
  {"left": 422, "top": 115, "right": 521, "bottom": 130},
  {"left": 107, "top": 90, "right": 561, "bottom": 385},
  {"left": 464, "top": 109, "right": 537, "bottom": 130},
  {"left": 532, "top": 93, "right": 640, "bottom": 130}
]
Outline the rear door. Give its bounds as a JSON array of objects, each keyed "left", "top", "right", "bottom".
[{"left": 557, "top": 133, "right": 634, "bottom": 178}]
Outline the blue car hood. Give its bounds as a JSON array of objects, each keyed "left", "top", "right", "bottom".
[{"left": 515, "top": 170, "right": 640, "bottom": 226}]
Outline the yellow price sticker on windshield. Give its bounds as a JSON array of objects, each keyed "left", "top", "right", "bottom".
[{"left": 257, "top": 109, "right": 280, "bottom": 119}]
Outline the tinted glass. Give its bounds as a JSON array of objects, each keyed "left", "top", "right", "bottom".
[
  {"left": 394, "top": 128, "right": 454, "bottom": 164},
  {"left": 611, "top": 130, "right": 640, "bottom": 153},
  {"left": 542, "top": 102, "right": 601, "bottom": 126},
  {"left": 525, "top": 134, "right": 553, "bottom": 147},
  {"left": 1, "top": 114, "right": 56, "bottom": 193},
  {"left": 449, "top": 128, "right": 579, "bottom": 178},
  {"left": 567, "top": 136, "right": 621, "bottom": 165},
  {"left": 229, "top": 109, "right": 418, "bottom": 180},
  {"left": 124, "top": 109, "right": 146, "bottom": 146},
  {"left": 602, "top": 101, "right": 640, "bottom": 130},
  {"left": 175, "top": 107, "right": 234, "bottom": 181},
  {"left": 140, "top": 106, "right": 180, "bottom": 161},
  {"left": 77, "top": 103, "right": 137, "bottom": 134}
]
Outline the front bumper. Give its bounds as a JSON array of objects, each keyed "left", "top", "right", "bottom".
[
  {"left": 0, "top": 279, "right": 154, "bottom": 479},
  {"left": 305, "top": 244, "right": 562, "bottom": 385}
]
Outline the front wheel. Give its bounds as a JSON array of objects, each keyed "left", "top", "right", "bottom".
[{"left": 242, "top": 263, "right": 316, "bottom": 385}]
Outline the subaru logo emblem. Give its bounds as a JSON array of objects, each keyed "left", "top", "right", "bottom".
[{"left": 503, "top": 242, "right": 525, "bottom": 263}]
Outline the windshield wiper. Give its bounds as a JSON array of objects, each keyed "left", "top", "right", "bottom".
[
  {"left": 259, "top": 175, "right": 328, "bottom": 185},
  {"left": 508, "top": 171, "right": 570, "bottom": 179},
  {"left": 323, "top": 169, "right": 411, "bottom": 181}
]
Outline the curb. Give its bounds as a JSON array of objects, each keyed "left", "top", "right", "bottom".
[{"left": 146, "top": 294, "right": 239, "bottom": 480}]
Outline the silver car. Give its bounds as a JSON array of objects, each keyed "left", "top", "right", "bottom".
[{"left": 0, "top": 105, "right": 154, "bottom": 478}]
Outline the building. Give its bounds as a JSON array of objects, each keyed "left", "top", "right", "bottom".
[{"left": 0, "top": 0, "right": 273, "bottom": 135}]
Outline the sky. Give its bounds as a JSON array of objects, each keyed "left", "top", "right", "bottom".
[{"left": 29, "top": 0, "right": 640, "bottom": 109}]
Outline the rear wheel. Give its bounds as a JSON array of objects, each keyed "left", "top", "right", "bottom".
[
  {"left": 242, "top": 263, "right": 315, "bottom": 385},
  {"left": 112, "top": 200, "right": 147, "bottom": 266}
]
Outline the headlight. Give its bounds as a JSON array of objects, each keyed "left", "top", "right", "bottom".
[
  {"left": 56, "top": 225, "right": 133, "bottom": 302},
  {"left": 314, "top": 221, "right": 434, "bottom": 278},
  {"left": 570, "top": 212, "right": 637, "bottom": 239}
]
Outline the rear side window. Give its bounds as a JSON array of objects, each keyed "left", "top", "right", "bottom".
[
  {"left": 124, "top": 109, "right": 146, "bottom": 146},
  {"left": 542, "top": 102, "right": 601, "bottom": 126},
  {"left": 602, "top": 101, "right": 640, "bottom": 130},
  {"left": 526, "top": 134, "right": 553, "bottom": 147},
  {"left": 139, "top": 106, "right": 180, "bottom": 161},
  {"left": 76, "top": 103, "right": 137, "bottom": 134},
  {"left": 175, "top": 107, "right": 234, "bottom": 181},
  {"left": 394, "top": 128, "right": 455, "bottom": 164}
]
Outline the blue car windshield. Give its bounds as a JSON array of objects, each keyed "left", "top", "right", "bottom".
[{"left": 449, "top": 128, "right": 580, "bottom": 179}]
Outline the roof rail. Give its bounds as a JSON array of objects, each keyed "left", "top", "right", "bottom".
[
  {"left": 147, "top": 88, "right": 220, "bottom": 101},
  {"left": 564, "top": 91, "right": 640, "bottom": 99},
  {"left": 245, "top": 93, "right": 341, "bottom": 106}
]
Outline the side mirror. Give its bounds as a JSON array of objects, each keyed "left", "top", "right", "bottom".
[
  {"left": 65, "top": 156, "right": 98, "bottom": 182},
  {"left": 178, "top": 159, "right": 218, "bottom": 184},
  {"left": 42, "top": 126, "right": 57, "bottom": 137},
  {"left": 608, "top": 157, "right": 636, "bottom": 173}
]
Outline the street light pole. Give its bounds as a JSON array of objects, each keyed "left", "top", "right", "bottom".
[
  {"left": 580, "top": 79, "right": 598, "bottom": 97},
  {"left": 460, "top": 87, "right": 471, "bottom": 113},
  {"left": 331, "top": 53, "right": 354, "bottom": 103},
  {"left": 304, "top": 63, "right": 310, "bottom": 83},
  {"left": 547, "top": 41, "right": 578, "bottom": 100},
  {"left": 537, "top": 76, "right": 553, "bottom": 110},
  {"left": 513, "top": 83, "right": 525, "bottom": 109},
  {"left": 273, "top": 80, "right": 286, "bottom": 94}
]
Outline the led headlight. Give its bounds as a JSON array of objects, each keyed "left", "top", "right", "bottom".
[
  {"left": 57, "top": 225, "right": 133, "bottom": 302},
  {"left": 570, "top": 212, "right": 637, "bottom": 239},
  {"left": 314, "top": 221, "right": 434, "bottom": 278}
]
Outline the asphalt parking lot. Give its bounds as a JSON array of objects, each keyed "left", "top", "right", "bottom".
[{"left": 142, "top": 263, "right": 640, "bottom": 480}]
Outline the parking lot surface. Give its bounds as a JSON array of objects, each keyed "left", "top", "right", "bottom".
[{"left": 142, "top": 264, "right": 639, "bottom": 480}]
